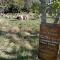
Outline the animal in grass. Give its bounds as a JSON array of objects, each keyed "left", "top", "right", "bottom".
[
  {"left": 16, "top": 15, "right": 28, "bottom": 20},
  {"left": 16, "top": 15, "right": 22, "bottom": 20},
  {"left": 23, "top": 15, "right": 28, "bottom": 20}
]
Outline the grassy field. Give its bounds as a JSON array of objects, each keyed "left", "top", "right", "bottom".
[
  {"left": 0, "top": 14, "right": 60, "bottom": 60},
  {"left": 0, "top": 14, "right": 40, "bottom": 60}
]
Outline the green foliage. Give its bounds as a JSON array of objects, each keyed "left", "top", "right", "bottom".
[
  {"left": 51, "top": 1, "right": 60, "bottom": 15},
  {"left": 31, "top": 2, "right": 41, "bottom": 14},
  {"left": 46, "top": 0, "right": 60, "bottom": 16},
  {"left": 52, "top": 1, "right": 60, "bottom": 9},
  {"left": 8, "top": 4, "right": 20, "bottom": 13},
  {"left": 4, "top": 4, "right": 20, "bottom": 13},
  {"left": 14, "top": 0, "right": 24, "bottom": 9},
  {"left": 0, "top": 0, "right": 41, "bottom": 13}
]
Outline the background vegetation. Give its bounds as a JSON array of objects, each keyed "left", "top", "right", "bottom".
[{"left": 0, "top": 0, "right": 60, "bottom": 60}]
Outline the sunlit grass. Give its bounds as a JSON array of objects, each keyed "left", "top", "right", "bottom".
[{"left": 0, "top": 15, "right": 39, "bottom": 60}]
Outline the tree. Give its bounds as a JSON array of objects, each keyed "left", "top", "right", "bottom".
[
  {"left": 52, "top": 0, "right": 60, "bottom": 24},
  {"left": 39, "top": 0, "right": 60, "bottom": 24},
  {"left": 39, "top": 0, "right": 46, "bottom": 24}
]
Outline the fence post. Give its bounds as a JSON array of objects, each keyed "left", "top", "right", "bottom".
[
  {"left": 38, "top": 0, "right": 60, "bottom": 60},
  {"left": 38, "top": 24, "right": 60, "bottom": 60}
]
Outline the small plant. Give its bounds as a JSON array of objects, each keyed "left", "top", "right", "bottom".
[{"left": 31, "top": 2, "right": 41, "bottom": 14}]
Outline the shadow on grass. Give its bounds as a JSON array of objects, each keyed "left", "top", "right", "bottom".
[
  {"left": 16, "top": 49, "right": 38, "bottom": 60},
  {"left": 17, "top": 56, "right": 33, "bottom": 60},
  {"left": 0, "top": 49, "right": 38, "bottom": 60},
  {"left": 0, "top": 57, "right": 17, "bottom": 60},
  {"left": 0, "top": 30, "right": 7, "bottom": 36},
  {"left": 0, "top": 30, "right": 39, "bottom": 60},
  {"left": 0, "top": 56, "right": 35, "bottom": 60}
]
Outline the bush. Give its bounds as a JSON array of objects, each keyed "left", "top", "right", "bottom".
[
  {"left": 21, "top": 7, "right": 30, "bottom": 13},
  {"left": 31, "top": 2, "right": 41, "bottom": 14},
  {"left": 4, "top": 4, "right": 20, "bottom": 13}
]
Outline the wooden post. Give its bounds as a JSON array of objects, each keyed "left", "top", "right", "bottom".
[
  {"left": 38, "top": 0, "right": 59, "bottom": 60},
  {"left": 38, "top": 24, "right": 60, "bottom": 60}
]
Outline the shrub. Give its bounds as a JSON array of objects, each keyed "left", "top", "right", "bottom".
[
  {"left": 4, "top": 4, "right": 20, "bottom": 13},
  {"left": 31, "top": 2, "right": 41, "bottom": 14}
]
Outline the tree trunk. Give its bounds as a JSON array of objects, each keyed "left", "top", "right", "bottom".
[
  {"left": 24, "top": 0, "right": 30, "bottom": 13},
  {"left": 40, "top": 0, "right": 46, "bottom": 24}
]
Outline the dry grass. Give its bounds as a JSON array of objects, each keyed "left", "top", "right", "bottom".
[{"left": 0, "top": 14, "right": 39, "bottom": 60}]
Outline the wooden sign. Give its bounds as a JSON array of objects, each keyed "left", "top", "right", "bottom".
[
  {"left": 39, "top": 23, "right": 60, "bottom": 60},
  {"left": 40, "top": 23, "right": 60, "bottom": 41}
]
